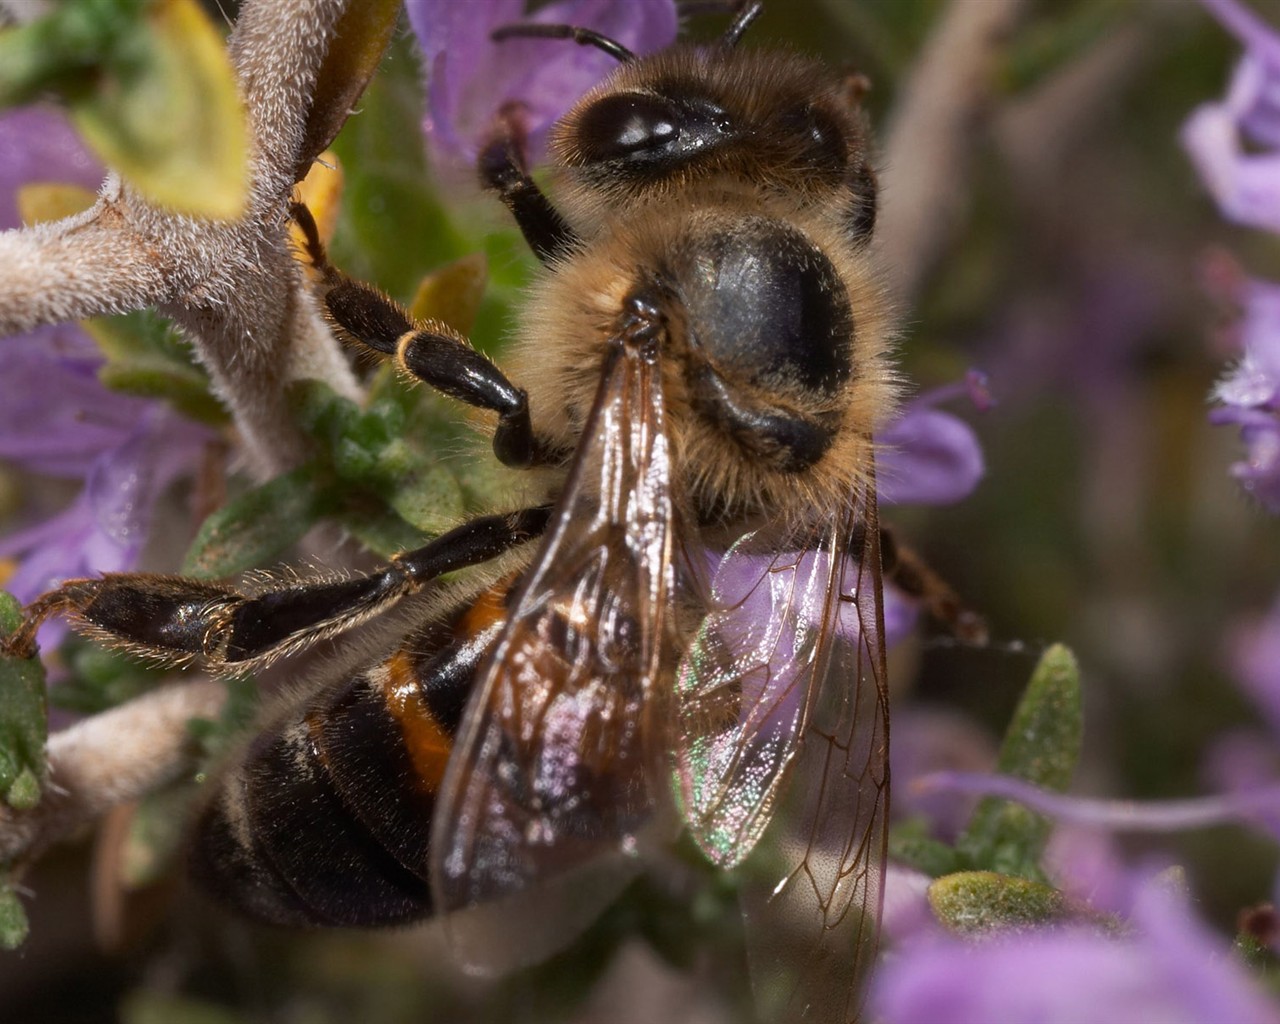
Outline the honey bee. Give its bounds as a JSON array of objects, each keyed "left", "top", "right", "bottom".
[{"left": 7, "top": 2, "right": 894, "bottom": 1019}]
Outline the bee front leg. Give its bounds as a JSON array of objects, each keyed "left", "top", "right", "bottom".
[
  {"left": 477, "top": 105, "right": 578, "bottom": 265},
  {"left": 4, "top": 507, "right": 550, "bottom": 667}
]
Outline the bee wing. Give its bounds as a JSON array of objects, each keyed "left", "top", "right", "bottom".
[
  {"left": 428, "top": 336, "right": 675, "bottom": 972},
  {"left": 674, "top": 515, "right": 854, "bottom": 868},
  {"left": 739, "top": 476, "right": 889, "bottom": 1024}
]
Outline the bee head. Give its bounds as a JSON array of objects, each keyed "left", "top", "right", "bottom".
[{"left": 550, "top": 47, "right": 877, "bottom": 247}]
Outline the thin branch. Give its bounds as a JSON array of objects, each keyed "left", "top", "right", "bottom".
[
  {"left": 0, "top": 0, "right": 370, "bottom": 479},
  {"left": 0, "top": 679, "right": 228, "bottom": 865},
  {"left": 875, "top": 0, "right": 1028, "bottom": 305}
]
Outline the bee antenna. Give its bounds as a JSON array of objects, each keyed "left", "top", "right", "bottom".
[
  {"left": 490, "top": 22, "right": 636, "bottom": 64},
  {"left": 720, "top": 1, "right": 764, "bottom": 48}
]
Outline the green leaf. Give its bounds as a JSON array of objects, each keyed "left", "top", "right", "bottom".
[
  {"left": 82, "top": 310, "right": 226, "bottom": 425},
  {"left": 289, "top": 379, "right": 362, "bottom": 453},
  {"left": 0, "top": 593, "right": 47, "bottom": 812},
  {"left": 182, "top": 465, "right": 338, "bottom": 579},
  {"left": 0, "top": 3, "right": 129, "bottom": 107},
  {"left": 291, "top": 376, "right": 468, "bottom": 539},
  {"left": 342, "top": 507, "right": 429, "bottom": 560},
  {"left": 122, "top": 785, "right": 197, "bottom": 888},
  {"left": 0, "top": 0, "right": 249, "bottom": 218},
  {"left": 72, "top": 0, "right": 248, "bottom": 218},
  {"left": 120, "top": 991, "right": 245, "bottom": 1024},
  {"left": 955, "top": 643, "right": 1082, "bottom": 880},
  {"left": 296, "top": 0, "right": 401, "bottom": 180},
  {"left": 928, "top": 870, "right": 1068, "bottom": 935},
  {"left": 0, "top": 884, "right": 29, "bottom": 951},
  {"left": 889, "top": 818, "right": 963, "bottom": 878},
  {"left": 186, "top": 677, "right": 257, "bottom": 781},
  {"left": 327, "top": 33, "right": 468, "bottom": 300}
]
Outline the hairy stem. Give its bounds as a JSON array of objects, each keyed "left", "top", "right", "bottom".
[
  {"left": 0, "top": 679, "right": 228, "bottom": 866},
  {"left": 0, "top": 0, "right": 374, "bottom": 478}
]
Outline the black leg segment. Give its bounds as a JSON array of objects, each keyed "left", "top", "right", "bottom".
[
  {"left": 5, "top": 507, "right": 552, "bottom": 668},
  {"left": 477, "top": 108, "right": 578, "bottom": 266}
]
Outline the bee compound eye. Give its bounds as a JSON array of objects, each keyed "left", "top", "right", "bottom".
[
  {"left": 575, "top": 93, "right": 680, "bottom": 162},
  {"left": 571, "top": 92, "right": 733, "bottom": 170}
]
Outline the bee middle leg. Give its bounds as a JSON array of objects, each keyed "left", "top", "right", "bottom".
[
  {"left": 293, "top": 205, "right": 547, "bottom": 470},
  {"left": 5, "top": 506, "right": 550, "bottom": 667}
]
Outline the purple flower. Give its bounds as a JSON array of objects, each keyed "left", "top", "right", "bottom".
[
  {"left": 872, "top": 870, "right": 1280, "bottom": 1024},
  {"left": 408, "top": 0, "right": 678, "bottom": 171},
  {"left": 1185, "top": 5, "right": 1280, "bottom": 509},
  {"left": 0, "top": 330, "right": 210, "bottom": 649},
  {"left": 890, "top": 708, "right": 996, "bottom": 842},
  {"left": 1230, "top": 591, "right": 1280, "bottom": 735},
  {"left": 1183, "top": 0, "right": 1280, "bottom": 232},
  {"left": 881, "top": 862, "right": 937, "bottom": 945},
  {"left": 0, "top": 105, "right": 103, "bottom": 230},
  {"left": 878, "top": 373, "right": 987, "bottom": 507},
  {"left": 913, "top": 769, "right": 1280, "bottom": 843},
  {"left": 1205, "top": 277, "right": 1280, "bottom": 510},
  {"left": 0, "top": 107, "right": 208, "bottom": 649}
]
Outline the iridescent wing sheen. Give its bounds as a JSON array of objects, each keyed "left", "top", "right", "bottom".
[
  {"left": 673, "top": 470, "right": 887, "bottom": 1021},
  {"left": 740, "top": 477, "right": 889, "bottom": 1024},
  {"left": 428, "top": 335, "right": 675, "bottom": 971},
  {"left": 673, "top": 523, "right": 844, "bottom": 868}
]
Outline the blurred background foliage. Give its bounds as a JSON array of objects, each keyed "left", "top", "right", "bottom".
[{"left": 2, "top": 0, "right": 1279, "bottom": 1020}]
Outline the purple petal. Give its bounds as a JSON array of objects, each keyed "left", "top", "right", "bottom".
[
  {"left": 878, "top": 408, "right": 984, "bottom": 506},
  {"left": 1043, "top": 824, "right": 1131, "bottom": 914},
  {"left": 889, "top": 708, "right": 995, "bottom": 841},
  {"left": 0, "top": 105, "right": 103, "bottom": 230},
  {"left": 1183, "top": 55, "right": 1280, "bottom": 234},
  {"left": 1203, "top": 0, "right": 1280, "bottom": 74},
  {"left": 0, "top": 325, "right": 153, "bottom": 477},
  {"left": 1214, "top": 278, "right": 1280, "bottom": 407},
  {"left": 882, "top": 584, "right": 919, "bottom": 648},
  {"left": 1229, "top": 418, "right": 1280, "bottom": 511},
  {"left": 881, "top": 862, "right": 937, "bottom": 945},
  {"left": 1203, "top": 728, "right": 1280, "bottom": 796},
  {"left": 873, "top": 933, "right": 1159, "bottom": 1024},
  {"left": 872, "top": 871, "right": 1280, "bottom": 1024},
  {"left": 1230, "top": 594, "right": 1280, "bottom": 734},
  {"left": 0, "top": 408, "right": 208, "bottom": 652},
  {"left": 1132, "top": 872, "right": 1280, "bottom": 1024},
  {"left": 915, "top": 770, "right": 1280, "bottom": 841},
  {"left": 408, "top": 0, "right": 678, "bottom": 169}
]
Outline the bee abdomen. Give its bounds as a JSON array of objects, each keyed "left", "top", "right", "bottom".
[
  {"left": 190, "top": 691, "right": 433, "bottom": 927},
  {"left": 191, "top": 628, "right": 489, "bottom": 926}
]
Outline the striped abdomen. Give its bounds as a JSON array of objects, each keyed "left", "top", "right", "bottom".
[{"left": 190, "top": 595, "right": 504, "bottom": 926}]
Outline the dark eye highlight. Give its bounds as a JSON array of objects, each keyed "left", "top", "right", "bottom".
[
  {"left": 577, "top": 94, "right": 680, "bottom": 160},
  {"left": 570, "top": 92, "right": 734, "bottom": 171}
]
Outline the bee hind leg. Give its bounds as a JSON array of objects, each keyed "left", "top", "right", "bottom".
[
  {"left": 877, "top": 526, "right": 988, "bottom": 645},
  {"left": 3, "top": 507, "right": 551, "bottom": 667}
]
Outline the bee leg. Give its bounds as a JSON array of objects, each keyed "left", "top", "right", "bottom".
[
  {"left": 878, "top": 527, "right": 988, "bottom": 645},
  {"left": 477, "top": 106, "right": 578, "bottom": 266},
  {"left": 292, "top": 204, "right": 545, "bottom": 470},
  {"left": 4, "top": 507, "right": 550, "bottom": 667}
]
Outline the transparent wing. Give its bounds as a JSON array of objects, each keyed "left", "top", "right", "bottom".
[
  {"left": 428, "top": 336, "right": 675, "bottom": 971},
  {"left": 740, "top": 475, "right": 889, "bottom": 1024},
  {"left": 674, "top": 517, "right": 849, "bottom": 868}
]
